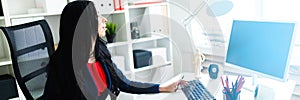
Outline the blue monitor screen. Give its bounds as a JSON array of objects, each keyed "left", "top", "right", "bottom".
[{"left": 226, "top": 20, "right": 295, "bottom": 81}]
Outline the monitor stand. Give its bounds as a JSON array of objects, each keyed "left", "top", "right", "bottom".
[{"left": 242, "top": 76, "right": 296, "bottom": 100}]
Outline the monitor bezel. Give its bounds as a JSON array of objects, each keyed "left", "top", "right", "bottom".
[{"left": 224, "top": 19, "right": 297, "bottom": 82}]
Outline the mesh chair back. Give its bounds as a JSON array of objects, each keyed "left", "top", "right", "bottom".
[{"left": 1, "top": 20, "right": 55, "bottom": 100}]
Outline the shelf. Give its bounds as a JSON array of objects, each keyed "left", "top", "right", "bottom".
[
  {"left": 128, "top": 2, "right": 168, "bottom": 9},
  {"left": 133, "top": 61, "right": 171, "bottom": 73},
  {"left": 0, "top": 16, "right": 5, "bottom": 20},
  {"left": 10, "top": 12, "right": 61, "bottom": 19},
  {"left": 103, "top": 10, "right": 125, "bottom": 15},
  {"left": 107, "top": 41, "right": 128, "bottom": 48},
  {"left": 132, "top": 35, "right": 166, "bottom": 44},
  {"left": 0, "top": 58, "right": 12, "bottom": 66},
  {"left": 112, "top": 10, "right": 125, "bottom": 14}
]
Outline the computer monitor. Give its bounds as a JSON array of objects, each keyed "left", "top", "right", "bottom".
[{"left": 225, "top": 20, "right": 296, "bottom": 82}]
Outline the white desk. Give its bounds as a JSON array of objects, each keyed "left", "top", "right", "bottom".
[
  {"left": 120, "top": 73, "right": 223, "bottom": 100},
  {"left": 118, "top": 72, "right": 295, "bottom": 100}
]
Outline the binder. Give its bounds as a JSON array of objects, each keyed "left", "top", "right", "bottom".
[
  {"left": 93, "top": 0, "right": 115, "bottom": 14},
  {"left": 113, "top": 0, "right": 120, "bottom": 11},
  {"left": 119, "top": 0, "right": 124, "bottom": 10}
]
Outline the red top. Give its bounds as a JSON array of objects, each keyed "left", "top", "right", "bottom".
[{"left": 87, "top": 61, "right": 107, "bottom": 96}]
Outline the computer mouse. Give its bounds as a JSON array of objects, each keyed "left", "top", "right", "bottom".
[{"left": 208, "top": 64, "right": 219, "bottom": 79}]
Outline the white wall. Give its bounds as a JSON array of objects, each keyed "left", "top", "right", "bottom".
[{"left": 169, "top": 0, "right": 196, "bottom": 73}]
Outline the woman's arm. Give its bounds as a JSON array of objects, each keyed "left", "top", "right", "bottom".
[{"left": 112, "top": 63, "right": 184, "bottom": 94}]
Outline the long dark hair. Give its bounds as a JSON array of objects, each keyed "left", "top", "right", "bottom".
[
  {"left": 44, "top": 1, "right": 98, "bottom": 99},
  {"left": 70, "top": 0, "right": 100, "bottom": 99}
]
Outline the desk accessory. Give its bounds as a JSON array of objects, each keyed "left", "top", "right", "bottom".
[
  {"left": 130, "top": 22, "right": 140, "bottom": 39},
  {"left": 208, "top": 64, "right": 219, "bottom": 79},
  {"left": 195, "top": 48, "right": 205, "bottom": 79},
  {"left": 221, "top": 75, "right": 245, "bottom": 100}
]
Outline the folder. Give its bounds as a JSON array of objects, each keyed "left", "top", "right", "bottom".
[
  {"left": 119, "top": 0, "right": 124, "bottom": 10},
  {"left": 93, "top": 0, "right": 115, "bottom": 14},
  {"left": 113, "top": 0, "right": 120, "bottom": 11}
]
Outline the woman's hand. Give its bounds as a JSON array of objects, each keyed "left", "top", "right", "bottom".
[{"left": 159, "top": 80, "right": 188, "bottom": 92}]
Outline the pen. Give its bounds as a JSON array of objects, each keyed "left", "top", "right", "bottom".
[
  {"left": 232, "top": 82, "right": 235, "bottom": 93},
  {"left": 235, "top": 75, "right": 240, "bottom": 88},
  {"left": 175, "top": 75, "right": 184, "bottom": 92},
  {"left": 221, "top": 76, "right": 224, "bottom": 87},
  {"left": 236, "top": 80, "right": 245, "bottom": 92},
  {"left": 236, "top": 76, "right": 245, "bottom": 92},
  {"left": 225, "top": 76, "right": 229, "bottom": 91}
]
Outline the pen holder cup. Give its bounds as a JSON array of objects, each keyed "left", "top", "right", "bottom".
[{"left": 223, "top": 89, "right": 240, "bottom": 100}]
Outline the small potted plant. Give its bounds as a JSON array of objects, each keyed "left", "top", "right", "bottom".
[{"left": 105, "top": 22, "right": 117, "bottom": 43}]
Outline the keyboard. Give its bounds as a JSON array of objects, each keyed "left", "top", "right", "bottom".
[{"left": 181, "top": 80, "right": 216, "bottom": 100}]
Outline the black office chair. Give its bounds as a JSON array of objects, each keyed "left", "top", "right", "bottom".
[{"left": 1, "top": 20, "right": 55, "bottom": 100}]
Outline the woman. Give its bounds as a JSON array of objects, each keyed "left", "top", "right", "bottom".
[{"left": 43, "top": 1, "right": 184, "bottom": 100}]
